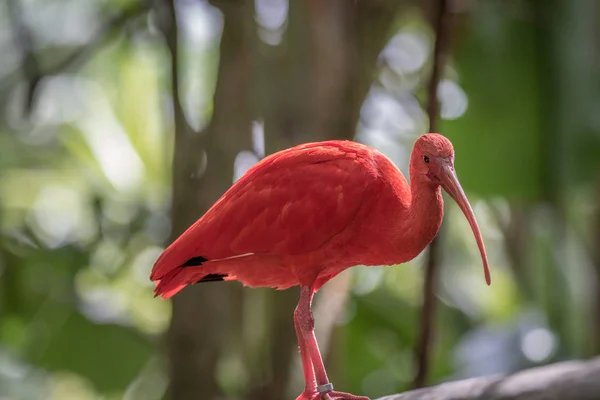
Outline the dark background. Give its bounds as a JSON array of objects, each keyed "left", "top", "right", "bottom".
[{"left": 0, "top": 0, "right": 599, "bottom": 399}]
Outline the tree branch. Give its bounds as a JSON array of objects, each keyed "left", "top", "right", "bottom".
[
  {"left": 0, "top": 1, "right": 150, "bottom": 108},
  {"left": 379, "top": 357, "right": 600, "bottom": 400},
  {"left": 412, "top": 0, "right": 452, "bottom": 389},
  {"left": 6, "top": 0, "right": 41, "bottom": 112}
]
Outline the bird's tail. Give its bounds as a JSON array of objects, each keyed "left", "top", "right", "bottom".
[{"left": 153, "top": 267, "right": 207, "bottom": 299}]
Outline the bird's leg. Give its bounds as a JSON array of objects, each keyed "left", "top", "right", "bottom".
[
  {"left": 294, "top": 299, "right": 317, "bottom": 398},
  {"left": 296, "top": 286, "right": 329, "bottom": 384},
  {"left": 295, "top": 286, "right": 370, "bottom": 400}
]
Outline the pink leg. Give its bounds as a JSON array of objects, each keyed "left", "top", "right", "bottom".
[
  {"left": 294, "top": 303, "right": 317, "bottom": 399},
  {"left": 295, "top": 286, "right": 370, "bottom": 400}
]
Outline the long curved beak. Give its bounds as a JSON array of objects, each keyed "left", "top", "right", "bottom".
[{"left": 439, "top": 160, "right": 491, "bottom": 285}]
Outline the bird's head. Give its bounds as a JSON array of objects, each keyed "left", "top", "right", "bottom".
[{"left": 411, "top": 133, "right": 491, "bottom": 285}]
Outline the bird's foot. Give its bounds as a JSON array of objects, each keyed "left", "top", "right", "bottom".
[
  {"left": 319, "top": 391, "right": 370, "bottom": 400},
  {"left": 297, "top": 390, "right": 370, "bottom": 400}
]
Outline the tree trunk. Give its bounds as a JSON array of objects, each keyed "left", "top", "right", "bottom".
[{"left": 163, "top": 0, "right": 255, "bottom": 398}]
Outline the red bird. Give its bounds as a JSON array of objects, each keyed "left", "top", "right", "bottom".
[{"left": 151, "top": 133, "right": 490, "bottom": 400}]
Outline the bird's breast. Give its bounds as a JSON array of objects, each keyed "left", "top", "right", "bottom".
[{"left": 343, "top": 184, "right": 444, "bottom": 268}]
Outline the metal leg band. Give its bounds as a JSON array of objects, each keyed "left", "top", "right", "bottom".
[{"left": 316, "top": 383, "right": 334, "bottom": 393}]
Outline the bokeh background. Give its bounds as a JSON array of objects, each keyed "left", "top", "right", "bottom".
[{"left": 1, "top": 0, "right": 599, "bottom": 399}]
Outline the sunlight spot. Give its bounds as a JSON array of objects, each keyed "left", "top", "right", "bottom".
[
  {"left": 130, "top": 290, "right": 172, "bottom": 334},
  {"left": 0, "top": 347, "right": 28, "bottom": 379},
  {"left": 360, "top": 87, "right": 425, "bottom": 143},
  {"left": 189, "top": 150, "right": 208, "bottom": 180},
  {"left": 50, "top": 371, "right": 99, "bottom": 400},
  {"left": 473, "top": 200, "right": 503, "bottom": 240},
  {"left": 438, "top": 80, "right": 468, "bottom": 120},
  {"left": 79, "top": 120, "right": 145, "bottom": 192},
  {"left": 77, "top": 83, "right": 145, "bottom": 192},
  {"left": 255, "top": 0, "right": 288, "bottom": 30},
  {"left": 255, "top": 0, "right": 288, "bottom": 45},
  {"left": 521, "top": 327, "right": 556, "bottom": 363},
  {"left": 383, "top": 31, "right": 430, "bottom": 74},
  {"left": 77, "top": 286, "right": 129, "bottom": 325},
  {"left": 102, "top": 198, "right": 137, "bottom": 225},
  {"left": 379, "top": 66, "right": 421, "bottom": 92},
  {"left": 453, "top": 324, "right": 518, "bottom": 377},
  {"left": 234, "top": 151, "right": 259, "bottom": 182},
  {"left": 252, "top": 120, "right": 265, "bottom": 158},
  {"left": 352, "top": 267, "right": 385, "bottom": 296},
  {"left": 29, "top": 185, "right": 91, "bottom": 248},
  {"left": 357, "top": 126, "right": 406, "bottom": 168},
  {"left": 32, "top": 75, "right": 87, "bottom": 125},
  {"left": 177, "top": 0, "right": 222, "bottom": 49},
  {"left": 90, "top": 241, "right": 124, "bottom": 276},
  {"left": 177, "top": 1, "right": 223, "bottom": 132}
]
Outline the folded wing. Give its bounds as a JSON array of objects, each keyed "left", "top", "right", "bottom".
[{"left": 150, "top": 141, "right": 379, "bottom": 288}]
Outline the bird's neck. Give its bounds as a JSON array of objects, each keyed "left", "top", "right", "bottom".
[{"left": 400, "top": 179, "right": 445, "bottom": 260}]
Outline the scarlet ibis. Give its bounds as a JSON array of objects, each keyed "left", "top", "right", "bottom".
[{"left": 151, "top": 133, "right": 490, "bottom": 400}]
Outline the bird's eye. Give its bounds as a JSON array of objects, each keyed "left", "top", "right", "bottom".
[{"left": 423, "top": 155, "right": 430, "bottom": 164}]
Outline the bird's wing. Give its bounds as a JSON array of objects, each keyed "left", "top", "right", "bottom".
[{"left": 151, "top": 142, "right": 380, "bottom": 280}]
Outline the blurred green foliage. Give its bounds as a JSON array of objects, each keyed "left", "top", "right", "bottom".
[{"left": 444, "top": 9, "right": 542, "bottom": 200}]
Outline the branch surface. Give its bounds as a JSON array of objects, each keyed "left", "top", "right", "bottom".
[{"left": 379, "top": 357, "right": 600, "bottom": 400}]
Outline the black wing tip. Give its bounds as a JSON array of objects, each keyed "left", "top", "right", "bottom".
[
  {"left": 195, "top": 274, "right": 227, "bottom": 283},
  {"left": 179, "top": 256, "right": 208, "bottom": 268},
  {"left": 178, "top": 256, "right": 226, "bottom": 283}
]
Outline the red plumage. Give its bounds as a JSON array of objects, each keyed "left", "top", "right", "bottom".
[
  {"left": 152, "top": 140, "right": 407, "bottom": 296},
  {"left": 150, "top": 134, "right": 490, "bottom": 400}
]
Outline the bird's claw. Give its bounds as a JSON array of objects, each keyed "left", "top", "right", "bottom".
[
  {"left": 321, "top": 391, "right": 370, "bottom": 400},
  {"left": 297, "top": 391, "right": 370, "bottom": 400}
]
